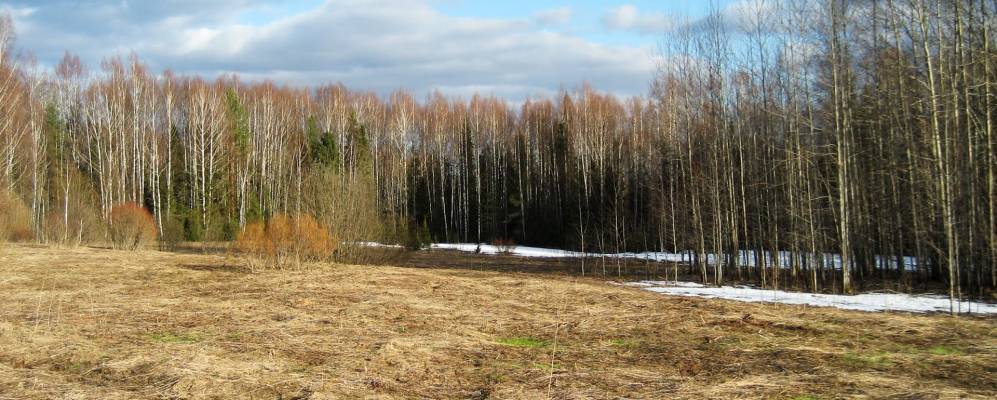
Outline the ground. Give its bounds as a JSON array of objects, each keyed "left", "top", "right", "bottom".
[{"left": 0, "top": 244, "right": 994, "bottom": 399}]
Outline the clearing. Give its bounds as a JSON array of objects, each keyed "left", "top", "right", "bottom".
[{"left": 0, "top": 244, "right": 994, "bottom": 399}]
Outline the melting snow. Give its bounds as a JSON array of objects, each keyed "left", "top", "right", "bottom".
[
  {"left": 626, "top": 281, "right": 997, "bottom": 314},
  {"left": 430, "top": 243, "right": 578, "bottom": 258},
  {"left": 397, "top": 243, "right": 992, "bottom": 314},
  {"left": 429, "top": 243, "right": 921, "bottom": 271}
]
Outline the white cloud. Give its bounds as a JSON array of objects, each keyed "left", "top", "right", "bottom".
[
  {"left": 602, "top": 4, "right": 673, "bottom": 35},
  {"left": 721, "top": 0, "right": 781, "bottom": 33},
  {"left": 0, "top": 4, "right": 33, "bottom": 18},
  {"left": 603, "top": 1, "right": 791, "bottom": 37},
  {"left": 532, "top": 6, "right": 571, "bottom": 26},
  {"left": 0, "top": 0, "right": 656, "bottom": 100}
]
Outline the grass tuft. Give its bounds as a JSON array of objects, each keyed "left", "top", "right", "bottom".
[
  {"left": 841, "top": 352, "right": 894, "bottom": 369},
  {"left": 607, "top": 338, "right": 640, "bottom": 348},
  {"left": 496, "top": 337, "right": 549, "bottom": 348},
  {"left": 149, "top": 332, "right": 201, "bottom": 344},
  {"left": 532, "top": 362, "right": 561, "bottom": 372},
  {"left": 925, "top": 345, "right": 965, "bottom": 356}
]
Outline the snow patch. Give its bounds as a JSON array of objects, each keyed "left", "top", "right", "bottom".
[
  {"left": 628, "top": 281, "right": 997, "bottom": 314},
  {"left": 352, "top": 241, "right": 404, "bottom": 249},
  {"left": 625, "top": 280, "right": 707, "bottom": 288},
  {"left": 430, "top": 243, "right": 579, "bottom": 258},
  {"left": 429, "top": 243, "right": 921, "bottom": 271},
  {"left": 367, "top": 242, "right": 991, "bottom": 314}
]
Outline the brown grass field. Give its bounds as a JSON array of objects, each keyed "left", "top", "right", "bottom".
[{"left": 0, "top": 244, "right": 994, "bottom": 399}]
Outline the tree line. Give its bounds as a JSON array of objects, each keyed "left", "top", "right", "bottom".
[{"left": 0, "top": 1, "right": 994, "bottom": 302}]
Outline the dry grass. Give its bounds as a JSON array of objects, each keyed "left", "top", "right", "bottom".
[{"left": 0, "top": 244, "right": 994, "bottom": 399}]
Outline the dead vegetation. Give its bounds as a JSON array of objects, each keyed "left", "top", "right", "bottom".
[
  {"left": 0, "top": 244, "right": 994, "bottom": 399},
  {"left": 0, "top": 190, "right": 34, "bottom": 245},
  {"left": 108, "top": 203, "right": 158, "bottom": 250},
  {"left": 235, "top": 213, "right": 336, "bottom": 270}
]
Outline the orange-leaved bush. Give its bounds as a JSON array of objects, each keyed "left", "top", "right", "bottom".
[
  {"left": 109, "top": 202, "right": 157, "bottom": 250},
  {"left": 235, "top": 213, "right": 336, "bottom": 270}
]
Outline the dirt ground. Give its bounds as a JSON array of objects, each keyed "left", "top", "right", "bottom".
[{"left": 0, "top": 244, "right": 994, "bottom": 399}]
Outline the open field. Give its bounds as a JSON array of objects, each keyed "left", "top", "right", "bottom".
[{"left": 0, "top": 244, "right": 995, "bottom": 399}]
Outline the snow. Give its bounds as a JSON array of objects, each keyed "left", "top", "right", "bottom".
[
  {"left": 352, "top": 241, "right": 404, "bottom": 249},
  {"left": 373, "top": 242, "right": 993, "bottom": 314},
  {"left": 630, "top": 280, "right": 711, "bottom": 288},
  {"left": 428, "top": 243, "right": 921, "bottom": 271},
  {"left": 626, "top": 281, "right": 997, "bottom": 314},
  {"left": 430, "top": 243, "right": 580, "bottom": 258}
]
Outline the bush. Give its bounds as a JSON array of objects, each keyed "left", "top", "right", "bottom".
[
  {"left": 302, "top": 169, "right": 394, "bottom": 263},
  {"left": 403, "top": 219, "right": 432, "bottom": 251},
  {"left": 221, "top": 220, "right": 239, "bottom": 241},
  {"left": 158, "top": 216, "right": 185, "bottom": 251},
  {"left": 109, "top": 202, "right": 157, "bottom": 250},
  {"left": 38, "top": 169, "right": 105, "bottom": 246},
  {"left": 42, "top": 201, "right": 104, "bottom": 246},
  {"left": 0, "top": 190, "right": 34, "bottom": 244},
  {"left": 183, "top": 214, "right": 203, "bottom": 241},
  {"left": 235, "top": 213, "right": 336, "bottom": 270}
]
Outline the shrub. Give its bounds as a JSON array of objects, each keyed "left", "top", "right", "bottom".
[
  {"left": 182, "top": 214, "right": 203, "bottom": 241},
  {"left": 292, "top": 215, "right": 336, "bottom": 259},
  {"left": 236, "top": 221, "right": 268, "bottom": 251},
  {"left": 302, "top": 169, "right": 395, "bottom": 263},
  {"left": 109, "top": 202, "right": 157, "bottom": 250},
  {"left": 37, "top": 170, "right": 105, "bottom": 246},
  {"left": 42, "top": 201, "right": 104, "bottom": 246},
  {"left": 492, "top": 237, "right": 517, "bottom": 255},
  {"left": 235, "top": 213, "right": 336, "bottom": 270},
  {"left": 0, "top": 190, "right": 34, "bottom": 244},
  {"left": 221, "top": 220, "right": 239, "bottom": 241},
  {"left": 403, "top": 219, "right": 432, "bottom": 251},
  {"left": 158, "top": 216, "right": 185, "bottom": 251}
]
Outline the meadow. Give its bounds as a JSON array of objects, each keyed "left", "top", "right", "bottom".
[{"left": 0, "top": 244, "right": 993, "bottom": 399}]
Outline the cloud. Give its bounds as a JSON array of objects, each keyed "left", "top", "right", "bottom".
[
  {"left": 719, "top": 0, "right": 782, "bottom": 33},
  {"left": 602, "top": 5, "right": 673, "bottom": 35},
  {"left": 532, "top": 7, "right": 571, "bottom": 26},
  {"left": 676, "top": 0, "right": 788, "bottom": 35},
  {"left": 0, "top": 0, "right": 656, "bottom": 100},
  {"left": 0, "top": 3, "right": 33, "bottom": 18},
  {"left": 602, "top": 1, "right": 788, "bottom": 37}
]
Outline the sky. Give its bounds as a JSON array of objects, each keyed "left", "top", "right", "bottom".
[{"left": 0, "top": 0, "right": 743, "bottom": 101}]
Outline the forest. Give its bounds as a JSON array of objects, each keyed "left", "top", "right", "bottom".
[{"left": 0, "top": 0, "right": 995, "bottom": 302}]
